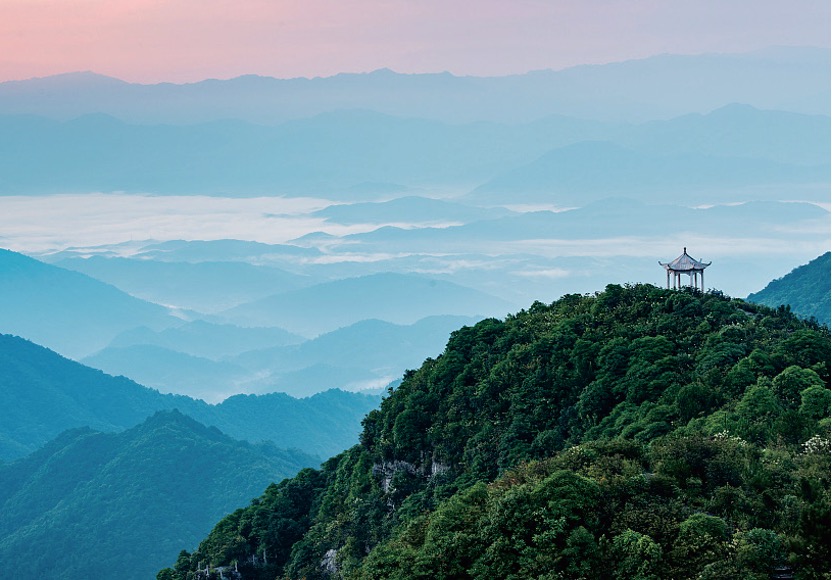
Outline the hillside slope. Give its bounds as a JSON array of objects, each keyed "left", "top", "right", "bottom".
[
  {"left": 0, "top": 333, "right": 379, "bottom": 461},
  {"left": 747, "top": 252, "right": 830, "bottom": 326},
  {"left": 0, "top": 411, "right": 317, "bottom": 580},
  {"left": 0, "top": 248, "right": 180, "bottom": 358},
  {"left": 163, "top": 285, "right": 830, "bottom": 579}
]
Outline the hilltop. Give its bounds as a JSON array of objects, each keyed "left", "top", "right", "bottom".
[
  {"left": 747, "top": 252, "right": 831, "bottom": 326},
  {"left": 161, "top": 285, "right": 830, "bottom": 579}
]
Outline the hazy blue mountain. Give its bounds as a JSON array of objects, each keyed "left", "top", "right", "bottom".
[
  {"left": 245, "top": 363, "right": 382, "bottom": 398},
  {"left": 619, "top": 103, "right": 831, "bottom": 166},
  {"left": 0, "top": 110, "right": 609, "bottom": 196},
  {"left": 54, "top": 256, "right": 312, "bottom": 312},
  {"left": 747, "top": 252, "right": 831, "bottom": 326},
  {"left": 219, "top": 272, "right": 515, "bottom": 336},
  {"left": 1, "top": 102, "right": 827, "bottom": 199},
  {"left": 81, "top": 344, "right": 250, "bottom": 401},
  {"left": 469, "top": 140, "right": 828, "bottom": 206},
  {"left": 108, "top": 320, "right": 303, "bottom": 359},
  {"left": 0, "top": 411, "right": 318, "bottom": 580},
  {"left": 0, "top": 333, "right": 379, "bottom": 461},
  {"left": 132, "top": 239, "right": 320, "bottom": 263},
  {"left": 267, "top": 315, "right": 480, "bottom": 371},
  {"left": 343, "top": 199, "right": 830, "bottom": 249},
  {"left": 82, "top": 316, "right": 477, "bottom": 400},
  {"left": 0, "top": 249, "right": 181, "bottom": 358},
  {"left": 232, "top": 315, "right": 482, "bottom": 396},
  {"left": 0, "top": 48, "right": 826, "bottom": 124},
  {"left": 311, "top": 195, "right": 515, "bottom": 225}
]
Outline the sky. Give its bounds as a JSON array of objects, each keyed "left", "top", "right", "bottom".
[{"left": 0, "top": 0, "right": 829, "bottom": 83}]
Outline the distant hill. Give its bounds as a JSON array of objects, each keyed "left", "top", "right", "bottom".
[
  {"left": 0, "top": 110, "right": 604, "bottom": 196},
  {"left": 0, "top": 48, "right": 826, "bottom": 124},
  {"left": 0, "top": 411, "right": 318, "bottom": 580},
  {"left": 469, "top": 139, "right": 827, "bottom": 206},
  {"left": 81, "top": 344, "right": 251, "bottom": 401},
  {"left": 0, "top": 102, "right": 827, "bottom": 202},
  {"left": 54, "top": 256, "right": 313, "bottom": 313},
  {"left": 747, "top": 252, "right": 831, "bottom": 326},
  {"left": 231, "top": 315, "right": 482, "bottom": 397},
  {"left": 343, "top": 199, "right": 829, "bottom": 249},
  {"left": 311, "top": 196, "right": 514, "bottom": 225},
  {"left": 131, "top": 239, "right": 321, "bottom": 263},
  {"left": 619, "top": 103, "right": 830, "bottom": 167},
  {"left": 0, "top": 334, "right": 379, "bottom": 461},
  {"left": 219, "top": 272, "right": 515, "bottom": 336},
  {"left": 107, "top": 320, "right": 304, "bottom": 360},
  {"left": 0, "top": 248, "right": 181, "bottom": 358},
  {"left": 83, "top": 316, "right": 479, "bottom": 400}
]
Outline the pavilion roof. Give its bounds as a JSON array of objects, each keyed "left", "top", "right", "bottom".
[{"left": 659, "top": 247, "right": 711, "bottom": 271}]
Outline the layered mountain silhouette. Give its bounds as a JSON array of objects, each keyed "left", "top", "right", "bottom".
[
  {"left": 54, "top": 256, "right": 314, "bottom": 313},
  {"left": 0, "top": 249, "right": 181, "bottom": 358},
  {"left": 0, "top": 103, "right": 827, "bottom": 202},
  {"left": 0, "top": 48, "right": 826, "bottom": 123},
  {"left": 0, "top": 333, "right": 379, "bottom": 461},
  {"left": 219, "top": 272, "right": 514, "bottom": 336}
]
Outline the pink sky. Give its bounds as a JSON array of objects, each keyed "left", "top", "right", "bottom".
[{"left": 0, "top": 0, "right": 828, "bottom": 83}]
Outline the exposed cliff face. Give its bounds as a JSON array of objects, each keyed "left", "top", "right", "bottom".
[{"left": 161, "top": 285, "right": 831, "bottom": 580}]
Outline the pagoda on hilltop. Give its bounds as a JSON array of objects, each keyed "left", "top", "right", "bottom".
[{"left": 659, "top": 247, "right": 711, "bottom": 291}]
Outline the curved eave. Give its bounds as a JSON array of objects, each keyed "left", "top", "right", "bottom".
[{"left": 660, "top": 262, "right": 711, "bottom": 272}]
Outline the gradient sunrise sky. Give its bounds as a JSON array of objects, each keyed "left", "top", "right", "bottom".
[{"left": 0, "top": 0, "right": 829, "bottom": 83}]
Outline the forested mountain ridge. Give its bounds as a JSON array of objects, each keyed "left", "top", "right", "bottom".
[
  {"left": 161, "top": 284, "right": 830, "bottom": 579},
  {"left": 0, "top": 333, "right": 379, "bottom": 461},
  {"left": 747, "top": 252, "right": 831, "bottom": 327},
  {"left": 0, "top": 411, "right": 318, "bottom": 580}
]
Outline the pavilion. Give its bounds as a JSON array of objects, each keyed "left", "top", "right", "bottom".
[{"left": 659, "top": 248, "right": 711, "bottom": 291}]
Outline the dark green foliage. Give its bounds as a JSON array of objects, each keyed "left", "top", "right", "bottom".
[
  {"left": 163, "top": 285, "right": 830, "bottom": 579},
  {"left": 747, "top": 252, "right": 831, "bottom": 326},
  {"left": 0, "top": 411, "right": 318, "bottom": 580}
]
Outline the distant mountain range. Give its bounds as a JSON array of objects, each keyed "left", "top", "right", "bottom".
[
  {"left": 0, "top": 410, "right": 318, "bottom": 580},
  {"left": 218, "top": 272, "right": 514, "bottom": 336},
  {"left": 470, "top": 139, "right": 827, "bottom": 206},
  {"left": 0, "top": 47, "right": 827, "bottom": 124},
  {"left": 341, "top": 199, "right": 829, "bottom": 251},
  {"left": 311, "top": 195, "right": 515, "bottom": 225},
  {"left": 747, "top": 252, "right": 831, "bottom": 326},
  {"left": 0, "top": 333, "right": 379, "bottom": 461},
  {"left": 0, "top": 248, "right": 181, "bottom": 358},
  {"left": 106, "top": 320, "right": 303, "bottom": 359},
  {"left": 0, "top": 102, "right": 827, "bottom": 201},
  {"left": 85, "top": 315, "right": 480, "bottom": 399},
  {"left": 54, "top": 256, "right": 315, "bottom": 313}
]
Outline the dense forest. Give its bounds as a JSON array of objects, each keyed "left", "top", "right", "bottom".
[
  {"left": 747, "top": 252, "right": 831, "bottom": 327},
  {"left": 0, "top": 411, "right": 318, "bottom": 580},
  {"left": 159, "top": 284, "right": 830, "bottom": 579}
]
